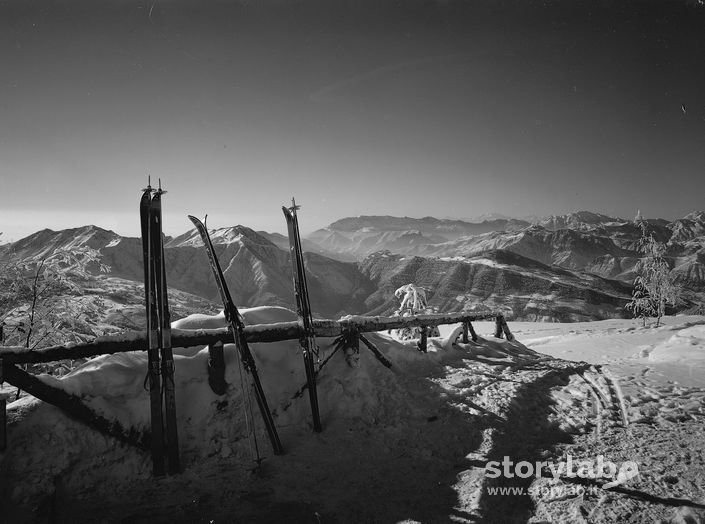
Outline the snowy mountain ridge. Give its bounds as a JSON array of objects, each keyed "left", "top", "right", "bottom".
[
  {"left": 6, "top": 225, "right": 123, "bottom": 262},
  {"left": 308, "top": 210, "right": 705, "bottom": 261},
  {"left": 0, "top": 223, "right": 374, "bottom": 321},
  {"left": 534, "top": 210, "right": 629, "bottom": 231},
  {"left": 2, "top": 210, "right": 704, "bottom": 324},
  {"left": 167, "top": 224, "right": 270, "bottom": 248},
  {"left": 309, "top": 215, "right": 532, "bottom": 259},
  {"left": 308, "top": 211, "right": 705, "bottom": 296},
  {"left": 360, "top": 249, "right": 634, "bottom": 321}
]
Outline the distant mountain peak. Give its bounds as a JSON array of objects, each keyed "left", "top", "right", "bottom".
[
  {"left": 684, "top": 211, "right": 705, "bottom": 222},
  {"left": 463, "top": 212, "right": 512, "bottom": 222},
  {"left": 7, "top": 225, "right": 121, "bottom": 258},
  {"left": 548, "top": 210, "right": 623, "bottom": 222},
  {"left": 310, "top": 215, "right": 531, "bottom": 260},
  {"left": 325, "top": 215, "right": 528, "bottom": 233},
  {"left": 537, "top": 211, "right": 626, "bottom": 231},
  {"left": 168, "top": 223, "right": 278, "bottom": 250}
]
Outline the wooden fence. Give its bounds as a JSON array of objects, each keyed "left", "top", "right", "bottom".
[{"left": 0, "top": 311, "right": 513, "bottom": 453}]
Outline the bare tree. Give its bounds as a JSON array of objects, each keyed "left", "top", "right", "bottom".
[
  {"left": 0, "top": 247, "right": 110, "bottom": 350},
  {"left": 626, "top": 217, "right": 679, "bottom": 327}
]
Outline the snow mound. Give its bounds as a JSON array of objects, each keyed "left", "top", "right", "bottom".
[
  {"left": 648, "top": 323, "right": 705, "bottom": 364},
  {"left": 3, "top": 306, "right": 529, "bottom": 513}
]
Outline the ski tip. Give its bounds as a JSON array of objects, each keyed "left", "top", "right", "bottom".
[
  {"left": 288, "top": 197, "right": 301, "bottom": 213},
  {"left": 187, "top": 215, "right": 207, "bottom": 228},
  {"left": 142, "top": 175, "right": 156, "bottom": 194}
]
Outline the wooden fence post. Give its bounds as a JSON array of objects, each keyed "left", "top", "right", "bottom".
[
  {"left": 358, "top": 333, "right": 392, "bottom": 368},
  {"left": 207, "top": 341, "right": 227, "bottom": 395},
  {"left": 460, "top": 321, "right": 479, "bottom": 344},
  {"left": 468, "top": 322, "right": 478, "bottom": 342},
  {"left": 417, "top": 326, "right": 428, "bottom": 353},
  {"left": 0, "top": 358, "right": 6, "bottom": 451},
  {"left": 494, "top": 316, "right": 504, "bottom": 338},
  {"left": 500, "top": 317, "right": 514, "bottom": 341},
  {"left": 343, "top": 330, "right": 360, "bottom": 367}
]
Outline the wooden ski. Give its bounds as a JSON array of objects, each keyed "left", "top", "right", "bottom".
[
  {"left": 282, "top": 199, "right": 322, "bottom": 432},
  {"left": 150, "top": 186, "right": 181, "bottom": 474},
  {"left": 188, "top": 215, "right": 284, "bottom": 456},
  {"left": 139, "top": 181, "right": 166, "bottom": 476}
]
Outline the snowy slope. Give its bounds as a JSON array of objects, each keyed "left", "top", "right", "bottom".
[
  {"left": 513, "top": 316, "right": 705, "bottom": 388},
  {"left": 2, "top": 311, "right": 704, "bottom": 522},
  {"left": 2, "top": 306, "right": 522, "bottom": 520}
]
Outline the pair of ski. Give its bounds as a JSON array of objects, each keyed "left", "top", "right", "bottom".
[
  {"left": 140, "top": 181, "right": 180, "bottom": 476},
  {"left": 282, "top": 199, "right": 322, "bottom": 432}
]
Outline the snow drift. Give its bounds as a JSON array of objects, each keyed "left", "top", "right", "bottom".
[{"left": 0, "top": 305, "right": 483, "bottom": 519}]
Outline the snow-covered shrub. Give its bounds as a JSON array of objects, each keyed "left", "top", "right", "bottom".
[
  {"left": 627, "top": 217, "right": 680, "bottom": 327},
  {"left": 390, "top": 284, "right": 440, "bottom": 340},
  {"left": 0, "top": 247, "right": 110, "bottom": 370}
]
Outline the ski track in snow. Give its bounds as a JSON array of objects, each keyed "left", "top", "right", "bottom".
[{"left": 1, "top": 312, "right": 704, "bottom": 523}]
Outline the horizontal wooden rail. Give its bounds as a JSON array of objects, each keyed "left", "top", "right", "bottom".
[
  {"left": 0, "top": 311, "right": 512, "bottom": 453},
  {"left": 0, "top": 312, "right": 509, "bottom": 365}
]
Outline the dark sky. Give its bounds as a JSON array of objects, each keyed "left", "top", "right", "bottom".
[{"left": 1, "top": 0, "right": 704, "bottom": 240}]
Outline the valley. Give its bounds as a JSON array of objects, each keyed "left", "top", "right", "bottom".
[{"left": 2, "top": 210, "right": 703, "bottom": 331}]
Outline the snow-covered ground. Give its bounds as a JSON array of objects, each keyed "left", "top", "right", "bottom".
[
  {"left": 1, "top": 311, "right": 704, "bottom": 523},
  {"left": 501, "top": 317, "right": 705, "bottom": 388}
]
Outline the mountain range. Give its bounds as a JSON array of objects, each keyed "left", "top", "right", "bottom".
[
  {"left": 1, "top": 211, "right": 704, "bottom": 329},
  {"left": 310, "top": 211, "right": 705, "bottom": 290}
]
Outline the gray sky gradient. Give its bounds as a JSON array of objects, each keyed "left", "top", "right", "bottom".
[{"left": 1, "top": 0, "right": 704, "bottom": 241}]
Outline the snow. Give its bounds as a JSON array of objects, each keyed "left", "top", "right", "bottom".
[
  {"left": 170, "top": 227, "right": 245, "bottom": 248},
  {"left": 437, "top": 256, "right": 509, "bottom": 268},
  {"left": 209, "top": 228, "right": 243, "bottom": 244},
  {"left": 2, "top": 309, "right": 705, "bottom": 522},
  {"left": 648, "top": 324, "right": 705, "bottom": 365},
  {"left": 171, "top": 311, "right": 228, "bottom": 329},
  {"left": 505, "top": 315, "right": 705, "bottom": 387},
  {"left": 33, "top": 307, "right": 304, "bottom": 430},
  {"left": 470, "top": 257, "right": 506, "bottom": 267},
  {"left": 1, "top": 307, "right": 512, "bottom": 513}
]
